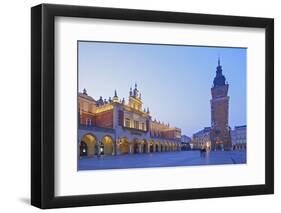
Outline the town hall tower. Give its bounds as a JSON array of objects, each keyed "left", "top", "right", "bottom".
[{"left": 210, "top": 58, "right": 232, "bottom": 150}]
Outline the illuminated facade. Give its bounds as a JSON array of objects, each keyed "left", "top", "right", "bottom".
[
  {"left": 191, "top": 127, "right": 212, "bottom": 151},
  {"left": 78, "top": 84, "right": 182, "bottom": 157}
]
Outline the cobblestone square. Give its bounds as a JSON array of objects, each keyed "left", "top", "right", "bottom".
[{"left": 78, "top": 150, "right": 246, "bottom": 170}]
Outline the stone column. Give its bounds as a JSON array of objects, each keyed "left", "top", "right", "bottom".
[
  {"left": 97, "top": 141, "right": 101, "bottom": 157},
  {"left": 77, "top": 143, "right": 80, "bottom": 160},
  {"left": 113, "top": 139, "right": 117, "bottom": 155},
  {"left": 138, "top": 143, "right": 142, "bottom": 153},
  {"left": 129, "top": 143, "right": 133, "bottom": 154}
]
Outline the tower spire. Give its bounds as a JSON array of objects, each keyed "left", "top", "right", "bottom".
[
  {"left": 113, "top": 89, "right": 118, "bottom": 102},
  {"left": 83, "top": 88, "right": 87, "bottom": 95},
  {"left": 133, "top": 82, "right": 139, "bottom": 98},
  {"left": 213, "top": 57, "right": 226, "bottom": 87},
  {"left": 129, "top": 87, "right": 132, "bottom": 96}
]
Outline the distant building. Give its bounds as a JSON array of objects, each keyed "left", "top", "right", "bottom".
[
  {"left": 181, "top": 135, "right": 191, "bottom": 143},
  {"left": 210, "top": 58, "right": 232, "bottom": 151},
  {"left": 231, "top": 125, "right": 247, "bottom": 150},
  {"left": 78, "top": 84, "right": 182, "bottom": 157},
  {"left": 191, "top": 127, "right": 212, "bottom": 151},
  {"left": 181, "top": 135, "right": 192, "bottom": 150}
]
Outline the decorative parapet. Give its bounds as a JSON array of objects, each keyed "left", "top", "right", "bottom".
[
  {"left": 78, "top": 124, "right": 115, "bottom": 134},
  {"left": 95, "top": 104, "right": 113, "bottom": 113}
]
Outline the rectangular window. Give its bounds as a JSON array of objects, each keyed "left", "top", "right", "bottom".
[
  {"left": 125, "top": 118, "right": 130, "bottom": 128},
  {"left": 142, "top": 123, "right": 145, "bottom": 130},
  {"left": 134, "top": 120, "right": 139, "bottom": 129}
]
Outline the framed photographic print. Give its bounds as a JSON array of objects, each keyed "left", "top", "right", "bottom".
[{"left": 31, "top": 3, "right": 274, "bottom": 209}]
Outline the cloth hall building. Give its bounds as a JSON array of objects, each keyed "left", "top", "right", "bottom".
[{"left": 78, "top": 84, "right": 182, "bottom": 157}]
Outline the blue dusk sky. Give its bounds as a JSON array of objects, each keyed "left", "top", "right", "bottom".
[{"left": 78, "top": 41, "right": 246, "bottom": 137}]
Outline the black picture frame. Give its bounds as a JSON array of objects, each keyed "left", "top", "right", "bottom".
[{"left": 31, "top": 3, "right": 274, "bottom": 209}]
